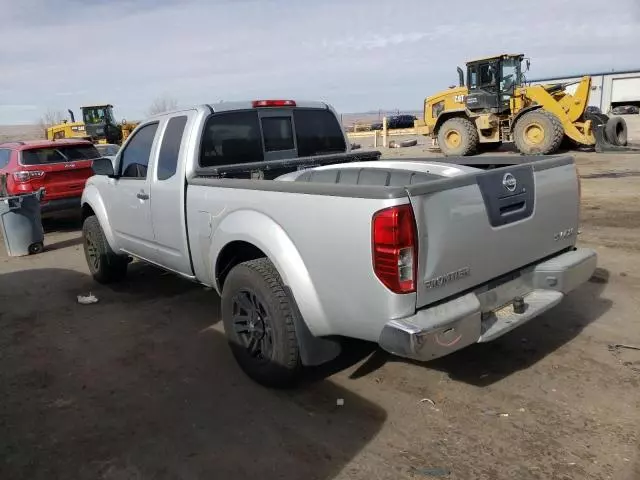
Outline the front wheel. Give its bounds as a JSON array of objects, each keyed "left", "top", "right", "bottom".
[
  {"left": 82, "top": 215, "right": 128, "bottom": 283},
  {"left": 513, "top": 110, "right": 564, "bottom": 155},
  {"left": 221, "top": 258, "right": 302, "bottom": 388},
  {"left": 436, "top": 117, "right": 479, "bottom": 156}
]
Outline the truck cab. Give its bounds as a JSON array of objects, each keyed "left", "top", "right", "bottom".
[
  {"left": 81, "top": 104, "right": 123, "bottom": 145},
  {"left": 464, "top": 53, "right": 526, "bottom": 114}
]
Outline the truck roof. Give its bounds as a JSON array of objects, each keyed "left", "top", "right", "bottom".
[
  {"left": 144, "top": 100, "right": 332, "bottom": 119},
  {"left": 208, "top": 100, "right": 329, "bottom": 112}
]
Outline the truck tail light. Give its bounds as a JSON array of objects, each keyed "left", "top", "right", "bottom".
[
  {"left": 13, "top": 171, "right": 45, "bottom": 182},
  {"left": 252, "top": 100, "right": 296, "bottom": 108},
  {"left": 372, "top": 204, "right": 417, "bottom": 294}
]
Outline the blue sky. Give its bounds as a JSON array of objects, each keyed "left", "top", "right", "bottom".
[{"left": 1, "top": 0, "right": 639, "bottom": 124}]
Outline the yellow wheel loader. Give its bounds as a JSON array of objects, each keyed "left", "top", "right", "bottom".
[
  {"left": 46, "top": 104, "right": 138, "bottom": 145},
  {"left": 415, "top": 54, "right": 635, "bottom": 156},
  {"left": 45, "top": 110, "right": 91, "bottom": 142}
]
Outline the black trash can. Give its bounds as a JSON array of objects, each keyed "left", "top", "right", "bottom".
[{"left": 0, "top": 189, "right": 45, "bottom": 257}]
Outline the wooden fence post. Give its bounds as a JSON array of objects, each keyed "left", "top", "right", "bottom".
[{"left": 382, "top": 116, "right": 388, "bottom": 148}]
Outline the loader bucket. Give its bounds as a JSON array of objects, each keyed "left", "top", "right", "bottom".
[{"left": 586, "top": 112, "right": 640, "bottom": 153}]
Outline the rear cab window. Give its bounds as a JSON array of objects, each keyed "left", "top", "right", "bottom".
[
  {"left": 199, "top": 106, "right": 346, "bottom": 172},
  {"left": 20, "top": 144, "right": 101, "bottom": 165},
  {"left": 293, "top": 108, "right": 346, "bottom": 157},
  {"left": 200, "top": 111, "right": 263, "bottom": 168}
]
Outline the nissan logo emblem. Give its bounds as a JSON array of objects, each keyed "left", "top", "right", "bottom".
[{"left": 502, "top": 173, "right": 517, "bottom": 192}]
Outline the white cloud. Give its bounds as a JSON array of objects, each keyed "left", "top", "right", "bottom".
[{"left": 0, "top": 0, "right": 638, "bottom": 123}]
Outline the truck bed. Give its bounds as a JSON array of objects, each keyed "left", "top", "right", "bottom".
[{"left": 186, "top": 154, "right": 581, "bottom": 341}]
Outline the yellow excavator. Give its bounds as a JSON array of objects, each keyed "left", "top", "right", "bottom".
[
  {"left": 46, "top": 105, "right": 138, "bottom": 145},
  {"left": 414, "top": 54, "right": 632, "bottom": 156}
]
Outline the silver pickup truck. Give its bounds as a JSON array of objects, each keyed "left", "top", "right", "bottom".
[{"left": 81, "top": 99, "right": 597, "bottom": 387}]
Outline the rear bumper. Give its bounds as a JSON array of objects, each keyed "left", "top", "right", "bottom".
[
  {"left": 378, "top": 248, "right": 597, "bottom": 361},
  {"left": 40, "top": 196, "right": 82, "bottom": 214}
]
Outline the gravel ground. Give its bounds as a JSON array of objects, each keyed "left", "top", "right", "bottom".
[{"left": 1, "top": 149, "right": 639, "bottom": 480}]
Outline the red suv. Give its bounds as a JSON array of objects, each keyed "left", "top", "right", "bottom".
[{"left": 0, "top": 139, "right": 101, "bottom": 216}]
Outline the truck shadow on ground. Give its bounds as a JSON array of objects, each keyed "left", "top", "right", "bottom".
[
  {"left": 0, "top": 267, "right": 386, "bottom": 480},
  {"left": 340, "top": 272, "right": 612, "bottom": 387}
]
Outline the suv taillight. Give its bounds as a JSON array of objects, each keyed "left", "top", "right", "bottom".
[
  {"left": 372, "top": 204, "right": 417, "bottom": 294},
  {"left": 13, "top": 171, "right": 45, "bottom": 182}
]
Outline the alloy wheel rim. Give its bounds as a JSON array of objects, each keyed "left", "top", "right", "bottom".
[{"left": 231, "top": 289, "right": 273, "bottom": 363}]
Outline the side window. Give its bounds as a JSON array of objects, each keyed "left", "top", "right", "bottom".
[
  {"left": 119, "top": 123, "right": 159, "bottom": 179},
  {"left": 261, "top": 117, "right": 294, "bottom": 152},
  {"left": 479, "top": 63, "right": 497, "bottom": 86},
  {"left": 199, "top": 111, "right": 263, "bottom": 167},
  {"left": 157, "top": 116, "right": 188, "bottom": 180},
  {"left": 469, "top": 67, "right": 478, "bottom": 89},
  {"left": 0, "top": 149, "right": 11, "bottom": 169}
]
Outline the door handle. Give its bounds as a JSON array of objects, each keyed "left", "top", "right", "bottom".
[{"left": 137, "top": 192, "right": 149, "bottom": 200}]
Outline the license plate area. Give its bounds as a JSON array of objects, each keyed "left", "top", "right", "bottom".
[{"left": 476, "top": 269, "right": 534, "bottom": 314}]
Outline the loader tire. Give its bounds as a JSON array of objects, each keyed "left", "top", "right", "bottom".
[
  {"left": 437, "top": 117, "right": 479, "bottom": 156},
  {"left": 513, "top": 110, "right": 563, "bottom": 155},
  {"left": 605, "top": 117, "right": 627, "bottom": 146}
]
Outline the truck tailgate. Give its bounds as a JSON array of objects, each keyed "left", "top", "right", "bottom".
[{"left": 407, "top": 156, "right": 580, "bottom": 309}]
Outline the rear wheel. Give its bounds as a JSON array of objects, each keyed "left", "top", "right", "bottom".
[
  {"left": 83, "top": 215, "right": 128, "bottom": 283},
  {"left": 437, "top": 117, "right": 479, "bottom": 156},
  {"left": 221, "top": 258, "right": 302, "bottom": 388},
  {"left": 605, "top": 117, "right": 628, "bottom": 146},
  {"left": 513, "top": 110, "right": 564, "bottom": 155}
]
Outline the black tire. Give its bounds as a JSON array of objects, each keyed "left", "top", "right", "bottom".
[
  {"left": 513, "top": 110, "right": 563, "bottom": 155},
  {"left": 221, "top": 258, "right": 301, "bottom": 388},
  {"left": 437, "top": 117, "right": 479, "bottom": 156},
  {"left": 28, "top": 242, "right": 44, "bottom": 255},
  {"left": 399, "top": 139, "right": 418, "bottom": 148},
  {"left": 82, "top": 215, "right": 128, "bottom": 283},
  {"left": 605, "top": 117, "right": 628, "bottom": 146}
]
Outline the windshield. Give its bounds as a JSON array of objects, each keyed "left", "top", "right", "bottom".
[{"left": 21, "top": 145, "right": 101, "bottom": 165}]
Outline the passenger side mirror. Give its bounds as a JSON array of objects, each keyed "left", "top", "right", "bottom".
[{"left": 92, "top": 157, "right": 116, "bottom": 177}]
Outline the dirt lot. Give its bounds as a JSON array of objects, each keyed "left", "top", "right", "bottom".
[{"left": 1, "top": 151, "right": 639, "bottom": 480}]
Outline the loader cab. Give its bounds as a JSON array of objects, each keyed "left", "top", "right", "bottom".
[
  {"left": 81, "top": 104, "right": 123, "bottom": 144},
  {"left": 464, "top": 54, "right": 524, "bottom": 114}
]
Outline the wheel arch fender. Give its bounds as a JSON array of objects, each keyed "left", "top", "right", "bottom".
[
  {"left": 81, "top": 184, "right": 117, "bottom": 250},
  {"left": 434, "top": 109, "right": 469, "bottom": 135},
  {"left": 211, "top": 209, "right": 340, "bottom": 366}
]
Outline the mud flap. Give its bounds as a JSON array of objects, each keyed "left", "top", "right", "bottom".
[
  {"left": 283, "top": 286, "right": 342, "bottom": 366},
  {"left": 587, "top": 112, "right": 640, "bottom": 153}
]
